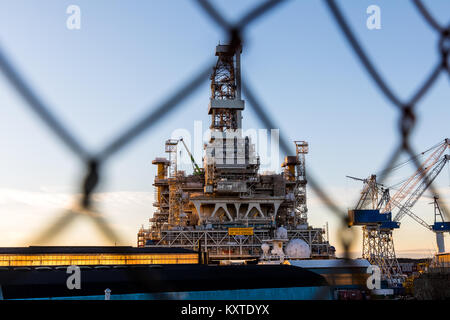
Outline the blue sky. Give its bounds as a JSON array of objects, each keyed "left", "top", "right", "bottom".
[{"left": 0, "top": 0, "right": 449, "bottom": 257}]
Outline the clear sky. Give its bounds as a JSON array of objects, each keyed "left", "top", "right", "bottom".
[{"left": 0, "top": 0, "right": 449, "bottom": 258}]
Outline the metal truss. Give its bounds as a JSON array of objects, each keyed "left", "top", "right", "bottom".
[
  {"left": 362, "top": 226, "right": 404, "bottom": 286},
  {"left": 150, "top": 228, "right": 330, "bottom": 260}
]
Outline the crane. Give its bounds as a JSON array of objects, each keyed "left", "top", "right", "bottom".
[
  {"left": 348, "top": 138, "right": 450, "bottom": 287},
  {"left": 178, "top": 138, "right": 203, "bottom": 176},
  {"left": 380, "top": 143, "right": 449, "bottom": 264},
  {"left": 347, "top": 174, "right": 403, "bottom": 285},
  {"left": 383, "top": 139, "right": 449, "bottom": 216},
  {"left": 388, "top": 154, "right": 449, "bottom": 228},
  {"left": 431, "top": 196, "right": 450, "bottom": 253}
]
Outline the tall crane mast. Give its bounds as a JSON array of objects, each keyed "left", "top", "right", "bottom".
[
  {"left": 431, "top": 196, "right": 450, "bottom": 254},
  {"left": 347, "top": 174, "right": 403, "bottom": 285},
  {"left": 346, "top": 174, "right": 379, "bottom": 210}
]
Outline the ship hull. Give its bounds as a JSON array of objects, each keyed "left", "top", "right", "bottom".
[{"left": 0, "top": 264, "right": 330, "bottom": 300}]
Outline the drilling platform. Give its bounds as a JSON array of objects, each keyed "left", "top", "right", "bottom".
[{"left": 137, "top": 44, "right": 334, "bottom": 263}]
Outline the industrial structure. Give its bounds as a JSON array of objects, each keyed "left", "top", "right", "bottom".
[
  {"left": 348, "top": 139, "right": 450, "bottom": 287},
  {"left": 137, "top": 44, "right": 333, "bottom": 262}
]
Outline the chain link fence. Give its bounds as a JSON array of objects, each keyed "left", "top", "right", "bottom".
[{"left": 0, "top": 0, "right": 449, "bottom": 299}]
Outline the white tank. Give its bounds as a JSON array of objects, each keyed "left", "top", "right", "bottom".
[
  {"left": 261, "top": 243, "right": 270, "bottom": 256},
  {"left": 285, "top": 238, "right": 311, "bottom": 258},
  {"left": 275, "top": 226, "right": 288, "bottom": 239}
]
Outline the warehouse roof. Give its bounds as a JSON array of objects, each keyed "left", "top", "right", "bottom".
[{"left": 0, "top": 246, "right": 197, "bottom": 255}]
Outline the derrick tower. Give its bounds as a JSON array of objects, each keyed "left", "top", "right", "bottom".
[{"left": 209, "top": 44, "right": 244, "bottom": 131}]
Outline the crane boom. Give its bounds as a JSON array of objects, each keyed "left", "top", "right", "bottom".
[
  {"left": 383, "top": 139, "right": 449, "bottom": 213},
  {"left": 346, "top": 175, "right": 367, "bottom": 183},
  {"left": 393, "top": 155, "right": 449, "bottom": 223},
  {"left": 179, "top": 138, "right": 202, "bottom": 175},
  {"left": 387, "top": 197, "right": 431, "bottom": 230}
]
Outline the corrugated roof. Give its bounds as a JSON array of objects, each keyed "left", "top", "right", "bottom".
[{"left": 0, "top": 246, "right": 196, "bottom": 254}]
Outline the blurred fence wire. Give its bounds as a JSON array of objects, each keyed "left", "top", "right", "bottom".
[{"left": 0, "top": 0, "right": 449, "bottom": 299}]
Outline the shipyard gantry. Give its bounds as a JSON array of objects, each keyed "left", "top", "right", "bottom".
[{"left": 348, "top": 139, "right": 450, "bottom": 288}]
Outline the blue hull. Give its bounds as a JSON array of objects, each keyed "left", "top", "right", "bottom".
[{"left": 20, "top": 286, "right": 333, "bottom": 300}]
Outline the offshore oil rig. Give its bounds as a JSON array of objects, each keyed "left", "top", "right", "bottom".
[{"left": 137, "top": 44, "right": 334, "bottom": 263}]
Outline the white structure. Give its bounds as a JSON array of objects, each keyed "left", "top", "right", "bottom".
[{"left": 285, "top": 239, "right": 311, "bottom": 259}]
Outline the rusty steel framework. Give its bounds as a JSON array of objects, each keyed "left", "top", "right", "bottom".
[{"left": 137, "top": 44, "right": 333, "bottom": 261}]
